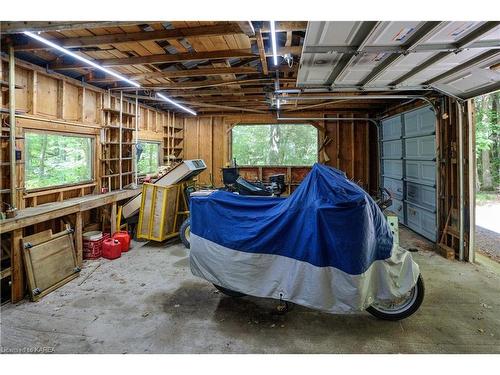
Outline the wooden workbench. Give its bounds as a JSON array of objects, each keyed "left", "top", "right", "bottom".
[{"left": 0, "top": 188, "right": 140, "bottom": 303}]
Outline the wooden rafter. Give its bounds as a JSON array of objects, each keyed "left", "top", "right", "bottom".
[
  {"left": 256, "top": 31, "right": 269, "bottom": 76},
  {"left": 14, "top": 24, "right": 244, "bottom": 51},
  {"left": 88, "top": 67, "right": 260, "bottom": 83},
  {"left": 50, "top": 49, "right": 257, "bottom": 69},
  {"left": 135, "top": 78, "right": 296, "bottom": 90},
  {"left": 259, "top": 22, "right": 307, "bottom": 32},
  {"left": 0, "top": 21, "right": 144, "bottom": 34}
]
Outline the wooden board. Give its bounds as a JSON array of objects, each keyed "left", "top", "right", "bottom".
[{"left": 21, "top": 226, "right": 79, "bottom": 301}]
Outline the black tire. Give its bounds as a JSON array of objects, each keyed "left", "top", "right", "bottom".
[
  {"left": 366, "top": 275, "right": 425, "bottom": 321},
  {"left": 179, "top": 218, "right": 191, "bottom": 249},
  {"left": 214, "top": 284, "right": 246, "bottom": 297}
]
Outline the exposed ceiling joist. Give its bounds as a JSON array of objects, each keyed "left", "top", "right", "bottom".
[
  {"left": 359, "top": 21, "right": 446, "bottom": 86},
  {"left": 390, "top": 21, "right": 500, "bottom": 86},
  {"left": 50, "top": 49, "right": 257, "bottom": 70},
  {"left": 0, "top": 21, "right": 143, "bottom": 34},
  {"left": 259, "top": 21, "right": 307, "bottom": 32},
  {"left": 88, "top": 66, "right": 260, "bottom": 82},
  {"left": 256, "top": 30, "right": 268, "bottom": 75},
  {"left": 13, "top": 24, "right": 244, "bottom": 51},
  {"left": 236, "top": 21, "right": 255, "bottom": 37},
  {"left": 131, "top": 77, "right": 296, "bottom": 90}
]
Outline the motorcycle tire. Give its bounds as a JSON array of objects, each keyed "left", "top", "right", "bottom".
[
  {"left": 179, "top": 218, "right": 191, "bottom": 249},
  {"left": 214, "top": 285, "right": 246, "bottom": 298},
  {"left": 366, "top": 275, "right": 425, "bottom": 321}
]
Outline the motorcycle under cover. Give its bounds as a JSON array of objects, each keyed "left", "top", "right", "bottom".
[{"left": 189, "top": 163, "right": 420, "bottom": 313}]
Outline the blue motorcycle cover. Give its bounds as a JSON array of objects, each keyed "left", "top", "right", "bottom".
[{"left": 189, "top": 163, "right": 419, "bottom": 313}]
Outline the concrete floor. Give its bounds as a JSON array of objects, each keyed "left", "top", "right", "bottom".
[{"left": 1, "top": 229, "right": 499, "bottom": 354}]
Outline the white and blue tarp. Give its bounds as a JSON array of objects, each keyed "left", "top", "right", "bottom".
[{"left": 189, "top": 163, "right": 420, "bottom": 313}]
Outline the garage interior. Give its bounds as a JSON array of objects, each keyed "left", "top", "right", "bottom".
[{"left": 0, "top": 20, "right": 499, "bottom": 354}]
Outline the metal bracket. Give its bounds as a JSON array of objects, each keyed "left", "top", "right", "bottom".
[{"left": 24, "top": 242, "right": 33, "bottom": 249}]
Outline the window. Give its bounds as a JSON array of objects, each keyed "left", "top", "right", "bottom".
[
  {"left": 137, "top": 141, "right": 160, "bottom": 175},
  {"left": 25, "top": 132, "right": 93, "bottom": 190},
  {"left": 232, "top": 124, "right": 318, "bottom": 166}
]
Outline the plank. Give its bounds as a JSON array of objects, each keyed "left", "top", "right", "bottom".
[
  {"left": 11, "top": 228, "right": 24, "bottom": 302},
  {"left": 256, "top": 31, "right": 269, "bottom": 76},
  {"left": 75, "top": 211, "right": 83, "bottom": 267},
  {"left": 15, "top": 24, "right": 244, "bottom": 50},
  {"left": 88, "top": 67, "right": 260, "bottom": 82},
  {"left": 51, "top": 50, "right": 256, "bottom": 70}
]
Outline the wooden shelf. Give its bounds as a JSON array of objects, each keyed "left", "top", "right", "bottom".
[
  {"left": 0, "top": 135, "right": 24, "bottom": 139},
  {"left": 102, "top": 107, "right": 136, "bottom": 117},
  {"left": 163, "top": 146, "right": 183, "bottom": 150},
  {"left": 100, "top": 157, "right": 133, "bottom": 161},
  {"left": 0, "top": 108, "right": 27, "bottom": 115},
  {"left": 102, "top": 142, "right": 135, "bottom": 145},
  {"left": 103, "top": 125, "right": 136, "bottom": 131},
  {"left": 0, "top": 80, "right": 23, "bottom": 90},
  {"left": 0, "top": 161, "right": 24, "bottom": 166}
]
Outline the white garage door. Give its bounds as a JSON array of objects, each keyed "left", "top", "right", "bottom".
[{"left": 380, "top": 106, "right": 437, "bottom": 241}]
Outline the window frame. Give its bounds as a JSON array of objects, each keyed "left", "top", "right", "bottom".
[
  {"left": 230, "top": 123, "right": 319, "bottom": 167},
  {"left": 24, "top": 129, "right": 96, "bottom": 193},
  {"left": 136, "top": 140, "right": 161, "bottom": 176}
]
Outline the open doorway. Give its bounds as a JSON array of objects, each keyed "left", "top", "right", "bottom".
[{"left": 474, "top": 92, "right": 500, "bottom": 262}]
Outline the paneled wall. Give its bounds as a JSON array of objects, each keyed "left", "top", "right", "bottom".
[
  {"left": 0, "top": 57, "right": 169, "bottom": 209},
  {"left": 181, "top": 113, "right": 377, "bottom": 192}
]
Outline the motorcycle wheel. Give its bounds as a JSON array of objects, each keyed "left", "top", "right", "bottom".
[
  {"left": 366, "top": 275, "right": 424, "bottom": 321},
  {"left": 214, "top": 285, "right": 246, "bottom": 297},
  {"left": 179, "top": 218, "right": 191, "bottom": 249}
]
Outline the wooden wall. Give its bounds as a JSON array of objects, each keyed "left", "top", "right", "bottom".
[
  {"left": 0, "top": 57, "right": 169, "bottom": 209},
  {"left": 181, "top": 113, "right": 377, "bottom": 192}
]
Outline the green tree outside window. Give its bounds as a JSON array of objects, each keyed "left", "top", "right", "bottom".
[
  {"left": 232, "top": 124, "right": 318, "bottom": 166},
  {"left": 137, "top": 141, "right": 160, "bottom": 175},
  {"left": 25, "top": 132, "right": 93, "bottom": 190}
]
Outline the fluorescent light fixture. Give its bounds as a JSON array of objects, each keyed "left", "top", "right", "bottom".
[
  {"left": 157, "top": 93, "right": 197, "bottom": 116},
  {"left": 248, "top": 21, "right": 255, "bottom": 35},
  {"left": 270, "top": 21, "right": 278, "bottom": 66},
  {"left": 275, "top": 88, "right": 302, "bottom": 94},
  {"left": 276, "top": 98, "right": 280, "bottom": 109},
  {"left": 23, "top": 31, "right": 140, "bottom": 88}
]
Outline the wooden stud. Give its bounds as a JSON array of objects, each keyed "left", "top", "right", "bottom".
[
  {"left": 75, "top": 211, "right": 83, "bottom": 267},
  {"left": 11, "top": 228, "right": 24, "bottom": 303}
]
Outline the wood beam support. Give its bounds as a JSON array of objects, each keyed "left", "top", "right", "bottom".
[
  {"left": 11, "top": 228, "right": 24, "bottom": 303},
  {"left": 256, "top": 31, "right": 269, "bottom": 76},
  {"left": 88, "top": 67, "right": 260, "bottom": 83},
  {"left": 51, "top": 49, "right": 257, "bottom": 70},
  {"left": 14, "top": 24, "right": 245, "bottom": 51}
]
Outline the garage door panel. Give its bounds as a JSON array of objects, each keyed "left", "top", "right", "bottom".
[
  {"left": 404, "top": 107, "right": 435, "bottom": 137},
  {"left": 406, "top": 203, "right": 437, "bottom": 241},
  {"left": 383, "top": 160, "right": 403, "bottom": 179},
  {"left": 381, "top": 116, "right": 402, "bottom": 140},
  {"left": 405, "top": 160, "right": 436, "bottom": 185},
  {"left": 405, "top": 135, "right": 435, "bottom": 160},
  {"left": 382, "top": 139, "right": 402, "bottom": 158},
  {"left": 406, "top": 182, "right": 436, "bottom": 211},
  {"left": 388, "top": 198, "right": 404, "bottom": 222},
  {"left": 383, "top": 177, "right": 403, "bottom": 200}
]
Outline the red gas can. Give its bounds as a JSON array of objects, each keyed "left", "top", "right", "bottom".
[
  {"left": 113, "top": 231, "right": 131, "bottom": 252},
  {"left": 102, "top": 238, "right": 122, "bottom": 260}
]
